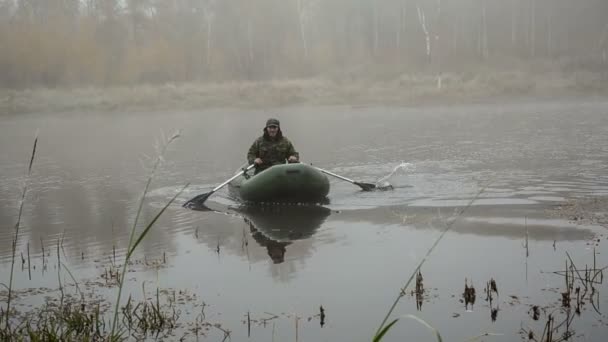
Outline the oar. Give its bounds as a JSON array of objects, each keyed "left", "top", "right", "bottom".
[
  {"left": 312, "top": 166, "right": 376, "bottom": 191},
  {"left": 183, "top": 164, "right": 255, "bottom": 208}
]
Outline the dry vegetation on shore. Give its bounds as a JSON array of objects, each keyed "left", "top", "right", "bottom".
[
  {"left": 2, "top": 66, "right": 607, "bottom": 114},
  {"left": 2, "top": 1, "right": 607, "bottom": 114}
]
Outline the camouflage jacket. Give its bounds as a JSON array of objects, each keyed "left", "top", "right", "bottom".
[{"left": 247, "top": 135, "right": 299, "bottom": 170}]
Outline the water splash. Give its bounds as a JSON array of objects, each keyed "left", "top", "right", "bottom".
[{"left": 376, "top": 162, "right": 414, "bottom": 189}]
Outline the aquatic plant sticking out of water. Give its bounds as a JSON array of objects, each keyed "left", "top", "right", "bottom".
[
  {"left": 489, "top": 278, "right": 498, "bottom": 296},
  {"left": 373, "top": 184, "right": 489, "bottom": 341},
  {"left": 545, "top": 250, "right": 605, "bottom": 316},
  {"left": 485, "top": 278, "right": 499, "bottom": 322},
  {"left": 521, "top": 250, "right": 607, "bottom": 342},
  {"left": 26, "top": 243, "right": 31, "bottom": 280},
  {"left": 530, "top": 305, "right": 541, "bottom": 321},
  {"left": 542, "top": 315, "right": 555, "bottom": 342},
  {"left": 415, "top": 270, "right": 424, "bottom": 311},
  {"left": 520, "top": 311, "right": 575, "bottom": 342},
  {"left": 0, "top": 132, "right": 198, "bottom": 341},
  {"left": 120, "top": 289, "right": 179, "bottom": 339},
  {"left": 3, "top": 133, "right": 37, "bottom": 336},
  {"left": 319, "top": 306, "right": 326, "bottom": 327},
  {"left": 463, "top": 278, "right": 476, "bottom": 310},
  {"left": 490, "top": 306, "right": 498, "bottom": 322},
  {"left": 247, "top": 311, "right": 251, "bottom": 337}
]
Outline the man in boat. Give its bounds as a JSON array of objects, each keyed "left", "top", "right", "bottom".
[{"left": 247, "top": 118, "right": 299, "bottom": 174}]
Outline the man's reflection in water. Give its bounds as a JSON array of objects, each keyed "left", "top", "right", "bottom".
[
  {"left": 239, "top": 205, "right": 331, "bottom": 264},
  {"left": 247, "top": 220, "right": 290, "bottom": 264}
]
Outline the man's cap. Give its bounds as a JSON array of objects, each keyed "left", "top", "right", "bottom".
[{"left": 266, "top": 118, "right": 280, "bottom": 127}]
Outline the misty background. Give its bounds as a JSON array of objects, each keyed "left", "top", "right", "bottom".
[
  {"left": 0, "top": 0, "right": 606, "bottom": 86},
  {"left": 1, "top": 2, "right": 608, "bottom": 341}
]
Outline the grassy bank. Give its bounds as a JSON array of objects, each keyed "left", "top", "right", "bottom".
[{"left": 1, "top": 66, "right": 607, "bottom": 115}]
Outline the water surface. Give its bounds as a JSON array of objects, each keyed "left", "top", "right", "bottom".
[{"left": 1, "top": 98, "right": 608, "bottom": 341}]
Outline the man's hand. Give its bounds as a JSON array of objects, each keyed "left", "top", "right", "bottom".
[
  {"left": 254, "top": 158, "right": 263, "bottom": 165},
  {"left": 288, "top": 155, "right": 299, "bottom": 163}
]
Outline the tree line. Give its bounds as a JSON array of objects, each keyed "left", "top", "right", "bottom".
[{"left": 1, "top": 0, "right": 607, "bottom": 88}]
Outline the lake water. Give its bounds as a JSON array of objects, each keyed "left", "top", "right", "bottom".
[{"left": 1, "top": 98, "right": 608, "bottom": 341}]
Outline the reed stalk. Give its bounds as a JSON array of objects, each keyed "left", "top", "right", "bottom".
[
  {"left": 27, "top": 242, "right": 31, "bottom": 280},
  {"left": 41, "top": 237, "right": 45, "bottom": 271},
  {"left": 4, "top": 135, "right": 37, "bottom": 332},
  {"left": 57, "top": 239, "right": 64, "bottom": 308}
]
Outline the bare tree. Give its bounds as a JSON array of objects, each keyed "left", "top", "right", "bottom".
[
  {"left": 2, "top": 0, "right": 608, "bottom": 87},
  {"left": 373, "top": 0, "right": 379, "bottom": 56},
  {"left": 202, "top": 0, "right": 216, "bottom": 67},
  {"left": 297, "top": 0, "right": 309, "bottom": 59},
  {"left": 396, "top": 0, "right": 407, "bottom": 50},
  {"left": 530, "top": 0, "right": 536, "bottom": 58},
  {"left": 479, "top": 0, "right": 489, "bottom": 60},
  {"left": 416, "top": 3, "right": 430, "bottom": 63},
  {"left": 436, "top": 0, "right": 442, "bottom": 89},
  {"left": 511, "top": 0, "right": 517, "bottom": 47}
]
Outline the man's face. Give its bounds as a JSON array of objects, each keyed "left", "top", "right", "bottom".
[{"left": 267, "top": 125, "right": 278, "bottom": 137}]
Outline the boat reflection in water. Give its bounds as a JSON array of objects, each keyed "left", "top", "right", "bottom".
[{"left": 236, "top": 205, "right": 332, "bottom": 264}]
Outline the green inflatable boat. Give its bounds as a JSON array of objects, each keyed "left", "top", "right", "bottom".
[{"left": 229, "top": 163, "right": 330, "bottom": 203}]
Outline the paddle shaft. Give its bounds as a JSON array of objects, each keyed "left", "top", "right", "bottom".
[
  {"left": 313, "top": 167, "right": 356, "bottom": 183},
  {"left": 312, "top": 165, "right": 376, "bottom": 191},
  {"left": 210, "top": 164, "right": 255, "bottom": 193}
]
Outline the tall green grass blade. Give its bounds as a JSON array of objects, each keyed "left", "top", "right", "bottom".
[
  {"left": 374, "top": 184, "right": 490, "bottom": 337},
  {"left": 110, "top": 131, "right": 181, "bottom": 338},
  {"left": 403, "top": 315, "right": 442, "bottom": 342},
  {"left": 373, "top": 315, "right": 443, "bottom": 342},
  {"left": 60, "top": 262, "right": 83, "bottom": 299},
  {"left": 127, "top": 183, "right": 188, "bottom": 259},
  {"left": 127, "top": 133, "right": 180, "bottom": 252},
  {"left": 373, "top": 319, "right": 398, "bottom": 342}
]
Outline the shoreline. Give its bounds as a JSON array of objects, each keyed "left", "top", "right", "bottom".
[{"left": 1, "top": 71, "right": 607, "bottom": 115}]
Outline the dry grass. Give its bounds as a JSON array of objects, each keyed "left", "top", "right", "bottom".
[{"left": 1, "top": 66, "right": 607, "bottom": 115}]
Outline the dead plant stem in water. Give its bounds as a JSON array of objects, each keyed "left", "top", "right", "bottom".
[
  {"left": 4, "top": 134, "right": 37, "bottom": 332},
  {"left": 247, "top": 311, "right": 251, "bottom": 337},
  {"left": 295, "top": 314, "right": 299, "bottom": 342},
  {"left": 40, "top": 236, "right": 45, "bottom": 271},
  {"left": 374, "top": 184, "right": 489, "bottom": 338},
  {"left": 57, "top": 239, "right": 64, "bottom": 308},
  {"left": 27, "top": 242, "right": 31, "bottom": 280}
]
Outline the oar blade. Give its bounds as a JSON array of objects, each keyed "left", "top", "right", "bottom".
[
  {"left": 355, "top": 182, "right": 377, "bottom": 191},
  {"left": 183, "top": 191, "right": 213, "bottom": 208},
  {"left": 184, "top": 165, "right": 253, "bottom": 210}
]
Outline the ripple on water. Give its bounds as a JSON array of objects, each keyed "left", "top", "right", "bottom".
[
  {"left": 409, "top": 198, "right": 539, "bottom": 207},
  {"left": 528, "top": 196, "right": 566, "bottom": 202}
]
